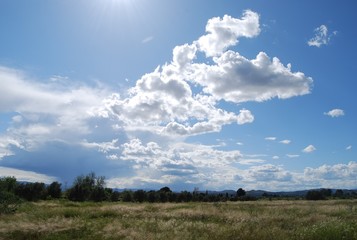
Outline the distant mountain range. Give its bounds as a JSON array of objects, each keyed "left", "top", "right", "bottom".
[
  {"left": 206, "top": 189, "right": 357, "bottom": 197},
  {"left": 113, "top": 188, "right": 357, "bottom": 197}
]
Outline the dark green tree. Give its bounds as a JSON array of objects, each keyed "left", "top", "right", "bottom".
[
  {"left": 320, "top": 188, "right": 332, "bottom": 198},
  {"left": 110, "top": 191, "right": 120, "bottom": 202},
  {"left": 67, "top": 172, "right": 107, "bottom": 202},
  {"left": 0, "top": 177, "right": 17, "bottom": 193},
  {"left": 133, "top": 190, "right": 146, "bottom": 202},
  {"left": 121, "top": 190, "right": 133, "bottom": 202},
  {"left": 306, "top": 190, "right": 325, "bottom": 200},
  {"left": 0, "top": 177, "right": 20, "bottom": 214},
  {"left": 0, "top": 191, "right": 20, "bottom": 214},
  {"left": 334, "top": 189, "right": 344, "bottom": 198},
  {"left": 236, "top": 188, "right": 246, "bottom": 198},
  {"left": 15, "top": 182, "right": 47, "bottom": 201},
  {"left": 147, "top": 191, "right": 157, "bottom": 203},
  {"left": 159, "top": 186, "right": 172, "bottom": 193},
  {"left": 47, "top": 181, "right": 62, "bottom": 199}
]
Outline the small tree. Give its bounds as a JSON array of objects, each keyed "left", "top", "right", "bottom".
[
  {"left": 159, "top": 186, "right": 172, "bottom": 193},
  {"left": 110, "top": 191, "right": 120, "bottom": 202},
  {"left": 47, "top": 181, "right": 62, "bottom": 199},
  {"left": 121, "top": 190, "right": 133, "bottom": 202},
  {"left": 147, "top": 191, "right": 157, "bottom": 203},
  {"left": 0, "top": 177, "right": 17, "bottom": 193},
  {"left": 133, "top": 190, "right": 146, "bottom": 202},
  {"left": 334, "top": 189, "right": 344, "bottom": 198},
  {"left": 67, "top": 172, "right": 107, "bottom": 202},
  {"left": 237, "top": 188, "right": 246, "bottom": 198},
  {"left": 306, "top": 190, "right": 325, "bottom": 200},
  {"left": 0, "top": 177, "right": 20, "bottom": 214},
  {"left": 0, "top": 191, "right": 20, "bottom": 214}
]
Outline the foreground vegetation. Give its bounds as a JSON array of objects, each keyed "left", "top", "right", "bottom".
[
  {"left": 0, "top": 199, "right": 356, "bottom": 240},
  {"left": 1, "top": 174, "right": 357, "bottom": 239}
]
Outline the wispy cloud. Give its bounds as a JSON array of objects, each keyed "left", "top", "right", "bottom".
[
  {"left": 324, "top": 108, "right": 345, "bottom": 118},
  {"left": 142, "top": 36, "right": 154, "bottom": 43},
  {"left": 346, "top": 145, "right": 352, "bottom": 150},
  {"left": 307, "top": 24, "right": 337, "bottom": 47},
  {"left": 265, "top": 137, "right": 276, "bottom": 141},
  {"left": 0, "top": 166, "right": 57, "bottom": 183}
]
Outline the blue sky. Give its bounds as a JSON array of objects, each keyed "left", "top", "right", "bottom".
[{"left": 0, "top": 0, "right": 356, "bottom": 191}]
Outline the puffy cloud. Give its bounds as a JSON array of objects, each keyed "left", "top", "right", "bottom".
[
  {"left": 0, "top": 137, "right": 24, "bottom": 159},
  {"left": 324, "top": 108, "right": 345, "bottom": 118},
  {"left": 172, "top": 43, "right": 197, "bottom": 70},
  {"left": 246, "top": 164, "right": 292, "bottom": 182},
  {"left": 98, "top": 67, "right": 198, "bottom": 127},
  {"left": 81, "top": 139, "right": 119, "bottom": 153},
  {"left": 191, "top": 51, "right": 312, "bottom": 103},
  {"left": 120, "top": 139, "right": 244, "bottom": 168},
  {"left": 304, "top": 162, "right": 357, "bottom": 181},
  {"left": 280, "top": 140, "right": 291, "bottom": 144},
  {"left": 307, "top": 25, "right": 337, "bottom": 47},
  {"left": 100, "top": 65, "right": 253, "bottom": 136},
  {"left": 106, "top": 139, "right": 251, "bottom": 189},
  {"left": 121, "top": 139, "right": 162, "bottom": 164},
  {"left": 197, "top": 10, "right": 260, "bottom": 57},
  {"left": 303, "top": 144, "right": 316, "bottom": 153},
  {"left": 108, "top": 138, "right": 357, "bottom": 191},
  {"left": 237, "top": 109, "right": 254, "bottom": 125}
]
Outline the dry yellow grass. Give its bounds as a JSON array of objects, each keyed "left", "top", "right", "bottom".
[{"left": 0, "top": 199, "right": 356, "bottom": 240}]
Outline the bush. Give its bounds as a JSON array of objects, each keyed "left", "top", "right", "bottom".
[
  {"left": 0, "top": 191, "right": 20, "bottom": 214},
  {"left": 133, "top": 190, "right": 146, "bottom": 202},
  {"left": 15, "top": 182, "right": 47, "bottom": 201},
  {"left": 306, "top": 190, "right": 326, "bottom": 200},
  {"left": 110, "top": 191, "right": 120, "bottom": 202},
  {"left": 121, "top": 190, "right": 133, "bottom": 202},
  {"left": 47, "top": 181, "right": 62, "bottom": 199}
]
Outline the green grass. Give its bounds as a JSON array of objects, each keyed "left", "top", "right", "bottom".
[{"left": 0, "top": 200, "right": 356, "bottom": 239}]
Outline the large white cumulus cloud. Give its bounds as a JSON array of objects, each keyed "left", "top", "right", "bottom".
[
  {"left": 1, "top": 10, "right": 318, "bottom": 190},
  {"left": 191, "top": 51, "right": 312, "bottom": 103},
  {"left": 97, "top": 9, "right": 312, "bottom": 136}
]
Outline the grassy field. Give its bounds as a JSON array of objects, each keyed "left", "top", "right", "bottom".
[{"left": 0, "top": 199, "right": 356, "bottom": 240}]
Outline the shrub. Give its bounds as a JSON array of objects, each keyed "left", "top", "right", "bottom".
[
  {"left": 47, "top": 181, "right": 62, "bottom": 199},
  {"left": 306, "top": 190, "right": 326, "bottom": 200},
  {"left": 0, "top": 191, "right": 20, "bottom": 214},
  {"left": 15, "top": 182, "right": 47, "bottom": 201}
]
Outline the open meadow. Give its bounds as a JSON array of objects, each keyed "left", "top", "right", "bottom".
[{"left": 0, "top": 199, "right": 356, "bottom": 240}]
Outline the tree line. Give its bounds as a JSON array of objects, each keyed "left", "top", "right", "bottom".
[{"left": 1, "top": 172, "right": 355, "bottom": 214}]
